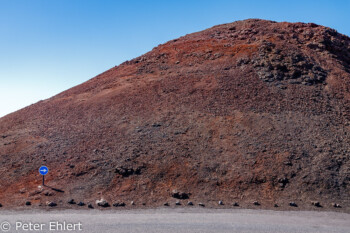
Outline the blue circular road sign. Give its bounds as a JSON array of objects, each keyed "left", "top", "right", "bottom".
[{"left": 39, "top": 166, "right": 49, "bottom": 175}]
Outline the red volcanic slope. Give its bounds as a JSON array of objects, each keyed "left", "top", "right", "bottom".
[{"left": 0, "top": 19, "right": 350, "bottom": 210}]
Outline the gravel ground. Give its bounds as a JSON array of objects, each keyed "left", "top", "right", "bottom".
[{"left": 0, "top": 208, "right": 349, "bottom": 233}]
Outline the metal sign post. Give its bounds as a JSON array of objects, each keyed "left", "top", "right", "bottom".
[{"left": 39, "top": 166, "right": 49, "bottom": 186}]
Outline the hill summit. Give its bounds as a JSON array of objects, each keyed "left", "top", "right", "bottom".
[{"left": 0, "top": 19, "right": 349, "bottom": 210}]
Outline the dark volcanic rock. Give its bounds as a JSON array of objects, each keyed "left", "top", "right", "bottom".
[
  {"left": 96, "top": 199, "right": 110, "bottom": 208},
  {"left": 77, "top": 202, "right": 85, "bottom": 206},
  {"left": 289, "top": 202, "right": 298, "bottom": 207},
  {"left": 68, "top": 199, "right": 76, "bottom": 205},
  {"left": 113, "top": 202, "right": 126, "bottom": 207},
  {"left": 252, "top": 42, "right": 328, "bottom": 85},
  {"left": 253, "top": 201, "right": 260, "bottom": 206},
  {"left": 187, "top": 201, "right": 193, "bottom": 206},
  {"left": 332, "top": 203, "right": 342, "bottom": 208},
  {"left": 46, "top": 202, "right": 57, "bottom": 207},
  {"left": 0, "top": 19, "right": 350, "bottom": 211},
  {"left": 171, "top": 190, "right": 190, "bottom": 199},
  {"left": 311, "top": 201, "right": 322, "bottom": 207},
  {"left": 115, "top": 166, "right": 143, "bottom": 177}
]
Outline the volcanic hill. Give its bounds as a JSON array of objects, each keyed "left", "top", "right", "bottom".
[{"left": 0, "top": 19, "right": 350, "bottom": 211}]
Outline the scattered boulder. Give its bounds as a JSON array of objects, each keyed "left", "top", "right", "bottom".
[
  {"left": 46, "top": 201, "right": 57, "bottom": 207},
  {"left": 113, "top": 202, "right": 126, "bottom": 207},
  {"left": 289, "top": 202, "right": 298, "bottom": 207},
  {"left": 311, "top": 201, "right": 322, "bottom": 207},
  {"left": 164, "top": 202, "right": 169, "bottom": 206},
  {"left": 175, "top": 201, "right": 181, "bottom": 205},
  {"left": 130, "top": 201, "right": 135, "bottom": 205},
  {"left": 115, "top": 166, "right": 143, "bottom": 177},
  {"left": 171, "top": 190, "right": 190, "bottom": 199},
  {"left": 283, "top": 161, "right": 293, "bottom": 166},
  {"left": 0, "top": 203, "right": 2, "bottom": 207},
  {"left": 187, "top": 201, "right": 193, "bottom": 206},
  {"left": 152, "top": 123, "right": 162, "bottom": 127},
  {"left": 77, "top": 202, "right": 85, "bottom": 206},
  {"left": 332, "top": 203, "right": 342, "bottom": 208},
  {"left": 233, "top": 202, "right": 239, "bottom": 207},
  {"left": 119, "top": 202, "right": 126, "bottom": 207},
  {"left": 274, "top": 204, "right": 279, "bottom": 208},
  {"left": 25, "top": 201, "right": 31, "bottom": 206},
  {"left": 253, "top": 201, "right": 260, "bottom": 206},
  {"left": 88, "top": 204, "right": 94, "bottom": 209},
  {"left": 44, "top": 191, "right": 54, "bottom": 196},
  {"left": 115, "top": 167, "right": 134, "bottom": 177},
  {"left": 218, "top": 200, "right": 224, "bottom": 205},
  {"left": 96, "top": 199, "right": 110, "bottom": 207},
  {"left": 198, "top": 203, "right": 205, "bottom": 207},
  {"left": 278, "top": 177, "right": 289, "bottom": 188},
  {"left": 68, "top": 199, "right": 76, "bottom": 205}
]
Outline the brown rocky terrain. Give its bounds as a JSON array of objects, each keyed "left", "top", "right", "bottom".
[{"left": 0, "top": 19, "right": 349, "bottom": 211}]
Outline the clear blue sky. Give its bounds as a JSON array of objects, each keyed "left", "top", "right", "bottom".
[{"left": 0, "top": 0, "right": 349, "bottom": 117}]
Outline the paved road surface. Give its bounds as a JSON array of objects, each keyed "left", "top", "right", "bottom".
[{"left": 0, "top": 208, "right": 349, "bottom": 233}]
